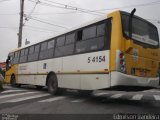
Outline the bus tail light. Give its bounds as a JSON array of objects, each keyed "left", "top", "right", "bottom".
[{"left": 116, "top": 50, "right": 126, "bottom": 73}]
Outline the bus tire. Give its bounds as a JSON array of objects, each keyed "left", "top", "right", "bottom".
[
  {"left": 10, "top": 75, "right": 16, "bottom": 87},
  {"left": 47, "top": 74, "right": 58, "bottom": 95}
]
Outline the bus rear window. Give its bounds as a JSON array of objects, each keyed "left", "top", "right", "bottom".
[{"left": 121, "top": 12, "right": 159, "bottom": 48}]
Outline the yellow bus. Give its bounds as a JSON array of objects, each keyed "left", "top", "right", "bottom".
[{"left": 5, "top": 9, "right": 160, "bottom": 95}]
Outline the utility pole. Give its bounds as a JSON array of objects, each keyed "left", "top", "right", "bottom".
[{"left": 18, "top": 0, "right": 24, "bottom": 48}]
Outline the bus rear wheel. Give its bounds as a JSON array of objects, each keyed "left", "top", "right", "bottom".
[{"left": 47, "top": 74, "right": 58, "bottom": 95}]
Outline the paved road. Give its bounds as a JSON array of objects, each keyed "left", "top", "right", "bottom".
[{"left": 0, "top": 85, "right": 160, "bottom": 116}]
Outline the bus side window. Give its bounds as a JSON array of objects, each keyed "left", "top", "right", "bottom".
[
  {"left": 20, "top": 49, "right": 25, "bottom": 57},
  {"left": 56, "top": 36, "right": 65, "bottom": 47},
  {"left": 65, "top": 33, "right": 75, "bottom": 45},
  {"left": 10, "top": 52, "right": 14, "bottom": 65},
  {"left": 41, "top": 42, "right": 47, "bottom": 51},
  {"left": 63, "top": 33, "right": 75, "bottom": 56},
  {"left": 97, "top": 23, "right": 105, "bottom": 36},
  {"left": 46, "top": 39, "right": 55, "bottom": 58},
  {"left": 83, "top": 26, "right": 96, "bottom": 40},
  {"left": 75, "top": 19, "right": 111, "bottom": 54},
  {"left": 77, "top": 30, "right": 82, "bottom": 41},
  {"left": 47, "top": 40, "right": 55, "bottom": 49},
  {"left": 75, "top": 25, "right": 99, "bottom": 53},
  {"left": 40, "top": 41, "right": 54, "bottom": 60},
  {"left": 35, "top": 44, "right": 40, "bottom": 53},
  {"left": 28, "top": 46, "right": 35, "bottom": 62},
  {"left": 13, "top": 51, "right": 20, "bottom": 64},
  {"left": 55, "top": 36, "right": 66, "bottom": 57},
  {"left": 29, "top": 46, "right": 35, "bottom": 54},
  {"left": 19, "top": 48, "right": 28, "bottom": 63},
  {"left": 28, "top": 44, "right": 40, "bottom": 62}
]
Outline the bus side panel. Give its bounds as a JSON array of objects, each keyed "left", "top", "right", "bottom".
[
  {"left": 36, "top": 58, "right": 63, "bottom": 86},
  {"left": 59, "top": 50, "right": 110, "bottom": 90},
  {"left": 17, "top": 50, "right": 110, "bottom": 90},
  {"left": 62, "top": 51, "right": 109, "bottom": 71},
  {"left": 18, "top": 62, "right": 37, "bottom": 85},
  {"left": 80, "top": 74, "right": 110, "bottom": 90},
  {"left": 55, "top": 74, "right": 110, "bottom": 90}
]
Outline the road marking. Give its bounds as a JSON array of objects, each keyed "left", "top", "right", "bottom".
[
  {"left": 110, "top": 94, "right": 123, "bottom": 99},
  {"left": 1, "top": 89, "right": 27, "bottom": 93},
  {"left": 143, "top": 90, "right": 160, "bottom": 93},
  {"left": 71, "top": 99, "right": 86, "bottom": 103},
  {"left": 94, "top": 92, "right": 109, "bottom": 96},
  {"left": 4, "top": 94, "right": 50, "bottom": 103},
  {"left": 131, "top": 94, "right": 143, "bottom": 100},
  {"left": 0, "top": 92, "right": 39, "bottom": 99},
  {"left": 154, "top": 95, "right": 160, "bottom": 101},
  {"left": 39, "top": 96, "right": 66, "bottom": 102}
]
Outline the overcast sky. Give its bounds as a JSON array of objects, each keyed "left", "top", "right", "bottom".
[{"left": 0, "top": 0, "right": 160, "bottom": 62}]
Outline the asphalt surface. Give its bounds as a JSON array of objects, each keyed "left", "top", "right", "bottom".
[{"left": 0, "top": 85, "right": 160, "bottom": 119}]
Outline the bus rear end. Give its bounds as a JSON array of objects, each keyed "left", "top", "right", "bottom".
[{"left": 109, "top": 10, "right": 160, "bottom": 89}]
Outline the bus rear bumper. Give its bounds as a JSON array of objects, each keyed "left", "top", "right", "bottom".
[{"left": 111, "top": 71, "right": 159, "bottom": 88}]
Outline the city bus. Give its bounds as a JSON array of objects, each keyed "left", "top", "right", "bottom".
[{"left": 5, "top": 9, "right": 160, "bottom": 95}]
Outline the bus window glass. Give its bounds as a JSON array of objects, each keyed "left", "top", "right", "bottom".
[
  {"left": 15, "top": 52, "right": 17, "bottom": 57},
  {"left": 13, "top": 51, "right": 20, "bottom": 64},
  {"left": 29, "top": 46, "right": 34, "bottom": 54},
  {"left": 25, "top": 48, "right": 28, "bottom": 55},
  {"left": 15, "top": 51, "right": 20, "bottom": 58},
  {"left": 132, "top": 18, "right": 159, "bottom": 46},
  {"left": 97, "top": 23, "right": 105, "bottom": 36},
  {"left": 18, "top": 51, "right": 20, "bottom": 57},
  {"left": 48, "top": 40, "right": 55, "bottom": 49},
  {"left": 63, "top": 44, "right": 74, "bottom": 56},
  {"left": 121, "top": 13, "right": 159, "bottom": 47},
  {"left": 66, "top": 33, "right": 75, "bottom": 44},
  {"left": 9, "top": 53, "right": 14, "bottom": 64},
  {"left": 35, "top": 44, "right": 40, "bottom": 52},
  {"left": 76, "top": 37, "right": 104, "bottom": 53},
  {"left": 77, "top": 30, "right": 83, "bottom": 41},
  {"left": 56, "top": 36, "right": 65, "bottom": 47},
  {"left": 83, "top": 26, "right": 96, "bottom": 40},
  {"left": 20, "top": 49, "right": 25, "bottom": 56},
  {"left": 41, "top": 42, "right": 47, "bottom": 51},
  {"left": 20, "top": 48, "right": 28, "bottom": 63}
]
